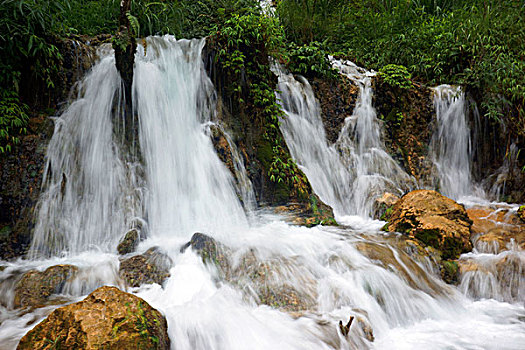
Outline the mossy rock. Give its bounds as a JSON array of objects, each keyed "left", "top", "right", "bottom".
[
  {"left": 14, "top": 264, "right": 78, "bottom": 309},
  {"left": 518, "top": 206, "right": 525, "bottom": 223},
  {"left": 384, "top": 190, "right": 472, "bottom": 260},
  {"left": 180, "top": 233, "right": 231, "bottom": 277},
  {"left": 117, "top": 229, "right": 140, "bottom": 255},
  {"left": 17, "top": 286, "right": 169, "bottom": 350},
  {"left": 119, "top": 248, "right": 172, "bottom": 288},
  {"left": 440, "top": 260, "right": 459, "bottom": 284}
]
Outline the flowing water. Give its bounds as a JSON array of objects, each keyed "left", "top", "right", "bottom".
[
  {"left": 430, "top": 85, "right": 480, "bottom": 201},
  {"left": 276, "top": 59, "right": 415, "bottom": 219},
  {"left": 0, "top": 37, "right": 524, "bottom": 349},
  {"left": 429, "top": 86, "right": 524, "bottom": 306}
]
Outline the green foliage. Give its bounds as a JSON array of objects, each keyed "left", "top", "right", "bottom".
[
  {"left": 0, "top": 90, "right": 29, "bottom": 153},
  {"left": 378, "top": 64, "right": 413, "bottom": 90},
  {"left": 277, "top": 0, "right": 525, "bottom": 140},
  {"left": 211, "top": 12, "right": 307, "bottom": 192},
  {"left": 0, "top": 0, "right": 63, "bottom": 90},
  {"left": 287, "top": 42, "right": 337, "bottom": 78}
]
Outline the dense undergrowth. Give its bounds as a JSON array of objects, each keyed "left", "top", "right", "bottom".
[{"left": 1, "top": 0, "right": 524, "bottom": 177}]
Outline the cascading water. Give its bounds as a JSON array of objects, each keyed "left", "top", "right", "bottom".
[
  {"left": 430, "top": 85, "right": 478, "bottom": 200},
  {"left": 30, "top": 45, "right": 143, "bottom": 258},
  {"left": 134, "top": 37, "right": 247, "bottom": 240},
  {"left": 0, "top": 36, "right": 524, "bottom": 350},
  {"left": 275, "top": 71, "right": 354, "bottom": 216},
  {"left": 428, "top": 86, "right": 524, "bottom": 305},
  {"left": 276, "top": 59, "right": 415, "bottom": 218}
]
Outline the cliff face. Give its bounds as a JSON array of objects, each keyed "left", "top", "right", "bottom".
[
  {"left": 202, "top": 43, "right": 334, "bottom": 219},
  {"left": 372, "top": 78, "right": 435, "bottom": 187},
  {"left": 0, "top": 37, "right": 100, "bottom": 260}
]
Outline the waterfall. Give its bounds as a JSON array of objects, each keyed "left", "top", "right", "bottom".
[
  {"left": 430, "top": 85, "right": 477, "bottom": 200},
  {"left": 134, "top": 37, "right": 247, "bottom": 239},
  {"left": 276, "top": 59, "right": 415, "bottom": 218},
  {"left": 1, "top": 36, "right": 524, "bottom": 350},
  {"left": 276, "top": 71, "right": 353, "bottom": 216},
  {"left": 30, "top": 37, "right": 247, "bottom": 257},
  {"left": 30, "top": 45, "right": 143, "bottom": 257}
]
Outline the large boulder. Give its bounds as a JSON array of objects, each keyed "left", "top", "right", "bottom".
[
  {"left": 17, "top": 286, "right": 169, "bottom": 350},
  {"left": 119, "top": 248, "right": 172, "bottom": 288},
  {"left": 14, "top": 265, "right": 78, "bottom": 309},
  {"left": 384, "top": 190, "right": 472, "bottom": 260}
]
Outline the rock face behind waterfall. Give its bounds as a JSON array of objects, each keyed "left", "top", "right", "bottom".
[
  {"left": 385, "top": 190, "right": 472, "bottom": 260},
  {"left": 17, "top": 286, "right": 169, "bottom": 350}
]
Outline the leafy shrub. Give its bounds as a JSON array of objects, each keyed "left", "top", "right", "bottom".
[
  {"left": 287, "top": 42, "right": 337, "bottom": 79},
  {"left": 378, "top": 64, "right": 413, "bottom": 90},
  {"left": 211, "top": 12, "right": 307, "bottom": 190},
  {"left": 0, "top": 91, "right": 29, "bottom": 153}
]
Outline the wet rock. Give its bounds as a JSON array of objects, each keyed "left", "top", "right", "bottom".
[
  {"left": 310, "top": 76, "right": 358, "bottom": 144},
  {"left": 119, "top": 248, "right": 171, "bottom": 288},
  {"left": 117, "top": 228, "right": 140, "bottom": 255},
  {"left": 17, "top": 286, "right": 169, "bottom": 350},
  {"left": 373, "top": 192, "right": 400, "bottom": 220},
  {"left": 355, "top": 239, "right": 444, "bottom": 293},
  {"left": 384, "top": 190, "right": 472, "bottom": 260},
  {"left": 458, "top": 252, "right": 524, "bottom": 302},
  {"left": 467, "top": 206, "right": 525, "bottom": 253},
  {"left": 14, "top": 265, "right": 78, "bottom": 309},
  {"left": 180, "top": 232, "right": 231, "bottom": 275},
  {"left": 274, "top": 194, "right": 337, "bottom": 227},
  {"left": 372, "top": 77, "right": 434, "bottom": 186},
  {"left": 440, "top": 260, "right": 459, "bottom": 284},
  {"left": 518, "top": 205, "right": 525, "bottom": 223},
  {"left": 209, "top": 124, "right": 235, "bottom": 175},
  {"left": 231, "top": 251, "right": 317, "bottom": 312},
  {"left": 354, "top": 316, "right": 374, "bottom": 342}
]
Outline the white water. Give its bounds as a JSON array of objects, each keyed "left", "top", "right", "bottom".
[
  {"left": 429, "top": 87, "right": 524, "bottom": 306},
  {"left": 276, "top": 59, "right": 415, "bottom": 218},
  {"left": 134, "top": 37, "right": 247, "bottom": 239},
  {"left": 1, "top": 37, "right": 524, "bottom": 349},
  {"left": 430, "top": 85, "right": 481, "bottom": 200},
  {"left": 30, "top": 45, "right": 143, "bottom": 258}
]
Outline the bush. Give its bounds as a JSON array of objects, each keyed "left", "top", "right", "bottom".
[
  {"left": 287, "top": 42, "right": 337, "bottom": 79},
  {"left": 0, "top": 91, "right": 29, "bottom": 153},
  {"left": 378, "top": 64, "right": 413, "bottom": 90}
]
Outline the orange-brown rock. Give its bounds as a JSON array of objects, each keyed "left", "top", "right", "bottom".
[
  {"left": 385, "top": 190, "right": 472, "bottom": 259},
  {"left": 17, "top": 286, "right": 169, "bottom": 350},
  {"left": 467, "top": 206, "right": 525, "bottom": 253},
  {"left": 14, "top": 265, "right": 78, "bottom": 309}
]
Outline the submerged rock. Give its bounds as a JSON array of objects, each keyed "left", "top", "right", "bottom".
[
  {"left": 17, "top": 286, "right": 169, "bottom": 350},
  {"left": 119, "top": 248, "right": 171, "bottom": 288},
  {"left": 467, "top": 206, "right": 525, "bottom": 254},
  {"left": 117, "top": 228, "right": 140, "bottom": 255},
  {"left": 274, "top": 194, "right": 337, "bottom": 227},
  {"left": 458, "top": 252, "right": 524, "bottom": 303},
  {"left": 180, "top": 232, "right": 231, "bottom": 275},
  {"left": 384, "top": 190, "right": 472, "bottom": 260},
  {"left": 373, "top": 192, "right": 400, "bottom": 220},
  {"left": 14, "top": 265, "right": 78, "bottom": 309}
]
